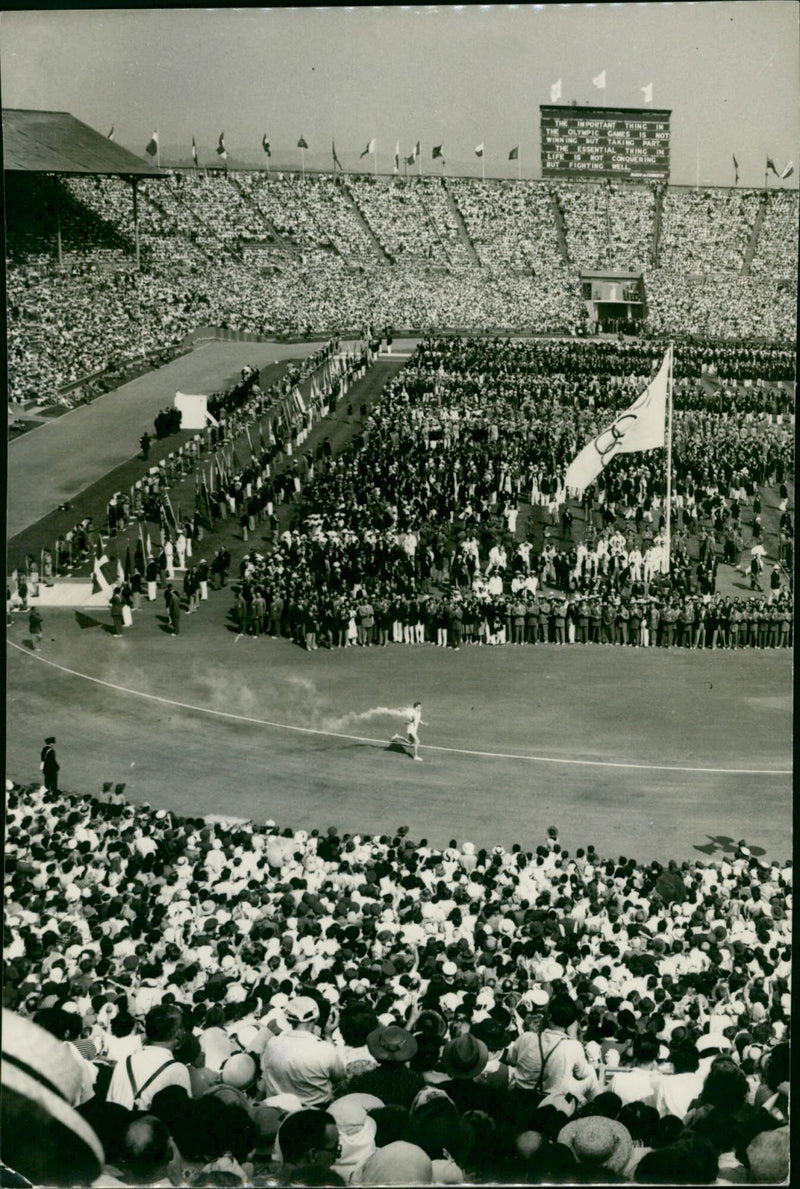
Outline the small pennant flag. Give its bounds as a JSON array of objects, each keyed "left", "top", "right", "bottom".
[
  {"left": 216, "top": 132, "right": 227, "bottom": 159},
  {"left": 593, "top": 69, "right": 606, "bottom": 90},
  {"left": 393, "top": 141, "right": 400, "bottom": 173},
  {"left": 732, "top": 154, "right": 739, "bottom": 184},
  {"left": 780, "top": 160, "right": 794, "bottom": 179},
  {"left": 297, "top": 136, "right": 308, "bottom": 149},
  {"left": 192, "top": 136, "right": 198, "bottom": 166},
  {"left": 107, "top": 126, "right": 115, "bottom": 141},
  {"left": 766, "top": 156, "right": 779, "bottom": 176},
  {"left": 415, "top": 140, "right": 421, "bottom": 159},
  {"left": 405, "top": 151, "right": 416, "bottom": 166},
  {"left": 145, "top": 130, "right": 159, "bottom": 157},
  {"left": 641, "top": 82, "right": 653, "bottom": 103},
  {"left": 332, "top": 138, "right": 343, "bottom": 171},
  {"left": 360, "top": 138, "right": 376, "bottom": 158},
  {"left": 474, "top": 143, "right": 484, "bottom": 157},
  {"left": 432, "top": 144, "right": 443, "bottom": 159},
  {"left": 508, "top": 145, "right": 519, "bottom": 161},
  {"left": 262, "top": 134, "right": 271, "bottom": 157},
  {"left": 550, "top": 79, "right": 562, "bottom": 102}
]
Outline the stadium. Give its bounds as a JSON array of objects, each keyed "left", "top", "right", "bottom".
[{"left": 2, "top": 7, "right": 795, "bottom": 1187}]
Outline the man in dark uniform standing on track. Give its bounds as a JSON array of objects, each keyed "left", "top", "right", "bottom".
[{"left": 40, "top": 737, "right": 59, "bottom": 794}]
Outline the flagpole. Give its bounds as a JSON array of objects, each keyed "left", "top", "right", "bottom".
[
  {"left": 665, "top": 344, "right": 674, "bottom": 576},
  {"left": 517, "top": 151, "right": 521, "bottom": 182},
  {"left": 301, "top": 146, "right": 305, "bottom": 180},
  {"left": 482, "top": 155, "right": 485, "bottom": 182}
]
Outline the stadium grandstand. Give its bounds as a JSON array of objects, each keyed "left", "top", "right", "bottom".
[{"left": 2, "top": 10, "right": 795, "bottom": 1180}]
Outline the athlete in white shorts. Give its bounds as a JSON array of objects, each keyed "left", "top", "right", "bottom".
[{"left": 391, "top": 701, "right": 427, "bottom": 762}]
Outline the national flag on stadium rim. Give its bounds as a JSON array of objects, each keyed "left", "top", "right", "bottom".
[
  {"left": 550, "top": 79, "right": 562, "bottom": 102},
  {"left": 432, "top": 144, "right": 443, "bottom": 159},
  {"left": 766, "top": 157, "right": 779, "bottom": 176},
  {"left": 216, "top": 132, "right": 227, "bottom": 160},
  {"left": 393, "top": 141, "right": 400, "bottom": 173},
  {"left": 262, "top": 134, "right": 271, "bottom": 157},
  {"left": 593, "top": 70, "right": 606, "bottom": 90},
  {"left": 564, "top": 347, "right": 671, "bottom": 493},
  {"left": 405, "top": 150, "right": 416, "bottom": 165},
  {"left": 332, "top": 138, "right": 344, "bottom": 171},
  {"left": 145, "top": 130, "right": 159, "bottom": 157},
  {"left": 732, "top": 154, "right": 739, "bottom": 184},
  {"left": 508, "top": 146, "right": 519, "bottom": 161},
  {"left": 780, "top": 161, "right": 794, "bottom": 179},
  {"left": 297, "top": 136, "right": 308, "bottom": 149},
  {"left": 107, "top": 126, "right": 115, "bottom": 141},
  {"left": 360, "top": 138, "right": 376, "bottom": 158},
  {"left": 192, "top": 137, "right": 198, "bottom": 166},
  {"left": 641, "top": 82, "right": 653, "bottom": 103},
  {"left": 474, "top": 143, "right": 484, "bottom": 157}
]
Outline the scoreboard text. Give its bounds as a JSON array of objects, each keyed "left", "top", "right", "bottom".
[{"left": 540, "top": 105, "right": 671, "bottom": 181}]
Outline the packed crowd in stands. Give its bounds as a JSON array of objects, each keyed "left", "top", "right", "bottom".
[
  {"left": 226, "top": 335, "right": 793, "bottom": 649},
  {"left": 2, "top": 777, "right": 791, "bottom": 1186},
  {"left": 659, "top": 190, "right": 761, "bottom": 275},
  {"left": 5, "top": 172, "right": 797, "bottom": 403}
]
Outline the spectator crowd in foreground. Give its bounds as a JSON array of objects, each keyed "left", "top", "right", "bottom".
[{"left": 2, "top": 778, "right": 791, "bottom": 1185}]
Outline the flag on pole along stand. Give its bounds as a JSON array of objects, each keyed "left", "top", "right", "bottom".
[
  {"left": 432, "top": 144, "right": 443, "bottom": 159},
  {"left": 780, "top": 160, "right": 794, "bottom": 179},
  {"left": 360, "top": 138, "right": 376, "bottom": 158},
  {"left": 593, "top": 69, "right": 606, "bottom": 89},
  {"left": 393, "top": 141, "right": 400, "bottom": 173},
  {"left": 107, "top": 126, "right": 115, "bottom": 140},
  {"left": 564, "top": 348, "right": 671, "bottom": 493},
  {"left": 508, "top": 146, "right": 519, "bottom": 160},
  {"left": 262, "top": 134, "right": 271, "bottom": 157},
  {"left": 550, "top": 79, "right": 562, "bottom": 102},
  {"left": 732, "top": 154, "right": 739, "bottom": 184},
  {"left": 145, "top": 130, "right": 159, "bottom": 157},
  {"left": 474, "top": 143, "right": 484, "bottom": 157},
  {"left": 641, "top": 82, "right": 653, "bottom": 103},
  {"left": 332, "top": 138, "right": 344, "bottom": 171},
  {"left": 766, "top": 156, "right": 779, "bottom": 176},
  {"left": 297, "top": 136, "right": 308, "bottom": 149},
  {"left": 216, "top": 132, "right": 227, "bottom": 160},
  {"left": 191, "top": 137, "right": 198, "bottom": 166}
]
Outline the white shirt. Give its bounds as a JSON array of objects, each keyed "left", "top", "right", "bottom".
[
  {"left": 261, "top": 1028, "right": 346, "bottom": 1107},
  {"left": 106, "top": 1045, "right": 192, "bottom": 1111}
]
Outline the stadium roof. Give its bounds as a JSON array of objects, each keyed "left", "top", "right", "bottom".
[{"left": 2, "top": 109, "right": 162, "bottom": 176}]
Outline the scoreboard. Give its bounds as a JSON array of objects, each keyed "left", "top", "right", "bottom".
[{"left": 540, "top": 105, "right": 671, "bottom": 181}]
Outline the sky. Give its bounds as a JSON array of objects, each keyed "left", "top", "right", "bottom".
[{"left": 1, "top": 3, "right": 798, "bottom": 186}]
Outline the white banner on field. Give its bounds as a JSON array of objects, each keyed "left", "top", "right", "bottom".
[{"left": 174, "top": 392, "right": 217, "bottom": 429}]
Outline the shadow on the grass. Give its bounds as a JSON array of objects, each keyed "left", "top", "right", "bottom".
[{"left": 75, "top": 611, "right": 115, "bottom": 634}]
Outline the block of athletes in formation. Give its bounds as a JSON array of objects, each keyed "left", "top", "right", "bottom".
[
  {"left": 174, "top": 392, "right": 210, "bottom": 430},
  {"left": 540, "top": 104, "right": 671, "bottom": 181}
]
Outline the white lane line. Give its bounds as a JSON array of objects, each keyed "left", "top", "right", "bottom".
[{"left": 7, "top": 641, "right": 792, "bottom": 777}]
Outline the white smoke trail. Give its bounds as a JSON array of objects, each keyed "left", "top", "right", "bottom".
[{"left": 321, "top": 705, "right": 409, "bottom": 731}]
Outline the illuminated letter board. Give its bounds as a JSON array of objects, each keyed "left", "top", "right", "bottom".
[{"left": 540, "top": 105, "right": 671, "bottom": 181}]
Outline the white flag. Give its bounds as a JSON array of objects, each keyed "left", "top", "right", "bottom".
[
  {"left": 593, "top": 70, "right": 606, "bottom": 90},
  {"left": 550, "top": 79, "right": 562, "bottom": 102},
  {"left": 641, "top": 82, "right": 653, "bottom": 103},
  {"left": 565, "top": 348, "right": 671, "bottom": 493},
  {"left": 780, "top": 160, "right": 794, "bottom": 179},
  {"left": 474, "top": 142, "right": 485, "bottom": 156}
]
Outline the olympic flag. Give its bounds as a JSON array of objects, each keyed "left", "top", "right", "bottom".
[{"left": 564, "top": 347, "right": 671, "bottom": 492}]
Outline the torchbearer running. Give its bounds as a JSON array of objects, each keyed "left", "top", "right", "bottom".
[{"left": 391, "top": 702, "right": 427, "bottom": 762}]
